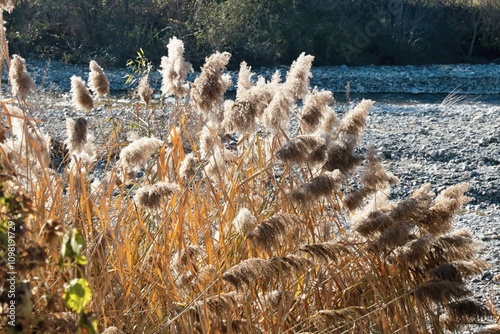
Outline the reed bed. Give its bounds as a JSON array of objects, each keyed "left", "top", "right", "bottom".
[{"left": 0, "top": 34, "right": 497, "bottom": 334}]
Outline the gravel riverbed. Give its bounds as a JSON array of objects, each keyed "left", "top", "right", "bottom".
[{"left": 13, "top": 59, "right": 500, "bottom": 331}]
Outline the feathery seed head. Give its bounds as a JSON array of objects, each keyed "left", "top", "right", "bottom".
[
  {"left": 300, "top": 90, "right": 336, "bottom": 133},
  {"left": 236, "top": 61, "right": 253, "bottom": 99},
  {"left": 289, "top": 169, "right": 345, "bottom": 204},
  {"left": 134, "top": 181, "right": 179, "bottom": 212},
  {"left": 179, "top": 153, "right": 198, "bottom": 181},
  {"left": 70, "top": 75, "right": 93, "bottom": 113},
  {"left": 284, "top": 52, "right": 314, "bottom": 100},
  {"left": 261, "top": 91, "right": 294, "bottom": 132},
  {"left": 222, "top": 94, "right": 259, "bottom": 134},
  {"left": 65, "top": 118, "right": 87, "bottom": 153},
  {"left": 323, "top": 133, "right": 362, "bottom": 173},
  {"left": 119, "top": 136, "right": 163, "bottom": 172},
  {"left": 9, "top": 54, "right": 36, "bottom": 101},
  {"left": 191, "top": 51, "right": 232, "bottom": 115},
  {"left": 246, "top": 214, "right": 304, "bottom": 252},
  {"left": 419, "top": 183, "right": 471, "bottom": 235},
  {"left": 88, "top": 60, "right": 110, "bottom": 97},
  {"left": 0, "top": 0, "right": 15, "bottom": 12},
  {"left": 277, "top": 134, "right": 327, "bottom": 165},
  {"left": 138, "top": 75, "right": 153, "bottom": 106},
  {"left": 233, "top": 208, "right": 257, "bottom": 236},
  {"left": 160, "top": 36, "right": 193, "bottom": 97},
  {"left": 199, "top": 125, "right": 218, "bottom": 159},
  {"left": 338, "top": 99, "right": 374, "bottom": 138}
]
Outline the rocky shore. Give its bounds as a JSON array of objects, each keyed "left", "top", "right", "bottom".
[{"left": 21, "top": 59, "right": 500, "bottom": 95}]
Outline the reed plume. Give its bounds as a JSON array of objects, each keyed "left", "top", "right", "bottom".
[
  {"left": 65, "top": 118, "right": 88, "bottom": 153},
  {"left": 299, "top": 241, "right": 351, "bottom": 262},
  {"left": 134, "top": 181, "right": 179, "bottom": 212},
  {"left": 311, "top": 307, "right": 366, "bottom": 331},
  {"left": 70, "top": 75, "right": 93, "bottom": 113},
  {"left": 193, "top": 291, "right": 244, "bottom": 317},
  {"left": 9, "top": 54, "right": 36, "bottom": 101},
  {"left": 261, "top": 89, "right": 294, "bottom": 133},
  {"left": 413, "top": 280, "right": 470, "bottom": 304},
  {"left": 276, "top": 134, "right": 328, "bottom": 166},
  {"left": 179, "top": 153, "right": 198, "bottom": 181},
  {"left": 138, "top": 75, "right": 153, "bottom": 107},
  {"left": 284, "top": 52, "right": 314, "bottom": 100},
  {"left": 160, "top": 36, "right": 193, "bottom": 97},
  {"left": 232, "top": 208, "right": 257, "bottom": 236},
  {"left": 343, "top": 148, "right": 398, "bottom": 210},
  {"left": 429, "top": 260, "right": 488, "bottom": 282},
  {"left": 354, "top": 183, "right": 434, "bottom": 236},
  {"left": 0, "top": 0, "right": 15, "bottom": 12},
  {"left": 118, "top": 136, "right": 163, "bottom": 173},
  {"left": 417, "top": 183, "right": 471, "bottom": 235},
  {"left": 444, "top": 300, "right": 492, "bottom": 331},
  {"left": 260, "top": 53, "right": 314, "bottom": 132},
  {"left": 191, "top": 51, "right": 231, "bottom": 116},
  {"left": 236, "top": 61, "right": 252, "bottom": 99},
  {"left": 246, "top": 213, "right": 304, "bottom": 252},
  {"left": 88, "top": 60, "right": 110, "bottom": 97},
  {"left": 198, "top": 124, "right": 218, "bottom": 159},
  {"left": 337, "top": 99, "right": 373, "bottom": 138},
  {"left": 222, "top": 98, "right": 256, "bottom": 134},
  {"left": 222, "top": 255, "right": 312, "bottom": 290},
  {"left": 289, "top": 170, "right": 345, "bottom": 204},
  {"left": 323, "top": 133, "right": 362, "bottom": 173},
  {"left": 300, "top": 90, "right": 337, "bottom": 133},
  {"left": 65, "top": 117, "right": 96, "bottom": 173}
]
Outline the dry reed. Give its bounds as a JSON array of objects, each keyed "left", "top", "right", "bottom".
[{"left": 0, "top": 38, "right": 493, "bottom": 334}]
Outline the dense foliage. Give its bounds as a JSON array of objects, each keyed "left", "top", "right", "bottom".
[{"left": 4, "top": 0, "right": 500, "bottom": 68}]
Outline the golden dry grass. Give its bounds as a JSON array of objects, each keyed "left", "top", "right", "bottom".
[{"left": 0, "top": 39, "right": 497, "bottom": 334}]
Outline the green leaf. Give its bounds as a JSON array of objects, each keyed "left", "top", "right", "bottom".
[
  {"left": 64, "top": 278, "right": 92, "bottom": 314},
  {"left": 61, "top": 229, "right": 88, "bottom": 265}
]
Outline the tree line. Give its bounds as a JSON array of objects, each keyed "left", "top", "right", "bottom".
[{"left": 5, "top": 0, "right": 500, "bottom": 69}]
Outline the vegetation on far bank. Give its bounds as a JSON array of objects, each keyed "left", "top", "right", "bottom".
[{"left": 4, "top": 0, "right": 500, "bottom": 69}]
